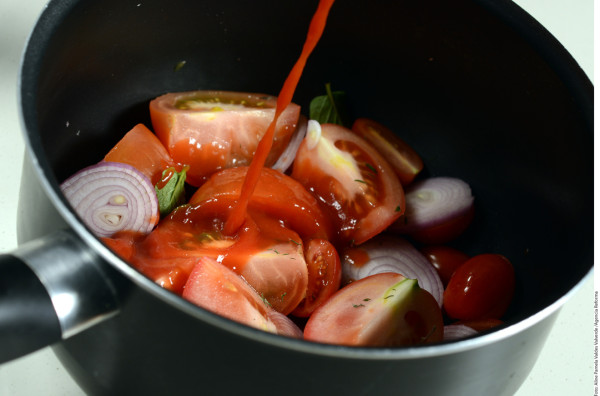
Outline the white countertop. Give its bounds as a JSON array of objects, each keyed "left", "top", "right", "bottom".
[{"left": 0, "top": 0, "right": 595, "bottom": 395}]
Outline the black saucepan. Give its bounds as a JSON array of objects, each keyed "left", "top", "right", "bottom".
[{"left": 2, "top": 0, "right": 592, "bottom": 395}]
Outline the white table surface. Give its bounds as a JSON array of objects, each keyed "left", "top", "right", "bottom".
[{"left": 0, "top": 0, "right": 595, "bottom": 395}]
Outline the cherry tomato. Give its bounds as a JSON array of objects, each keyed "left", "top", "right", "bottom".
[
  {"left": 292, "top": 239, "right": 342, "bottom": 318},
  {"left": 420, "top": 245, "right": 470, "bottom": 286},
  {"left": 104, "top": 123, "right": 176, "bottom": 185},
  {"left": 443, "top": 254, "right": 515, "bottom": 320},
  {"left": 304, "top": 273, "right": 443, "bottom": 347},
  {"left": 291, "top": 123, "right": 405, "bottom": 246},
  {"left": 150, "top": 91, "right": 301, "bottom": 186},
  {"left": 351, "top": 118, "right": 423, "bottom": 186}
]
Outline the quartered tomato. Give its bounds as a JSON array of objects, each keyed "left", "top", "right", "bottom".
[
  {"left": 351, "top": 118, "right": 423, "bottom": 186},
  {"left": 304, "top": 273, "right": 443, "bottom": 347},
  {"left": 182, "top": 256, "right": 304, "bottom": 336},
  {"left": 291, "top": 123, "right": 405, "bottom": 246},
  {"left": 444, "top": 254, "right": 515, "bottom": 320},
  {"left": 149, "top": 91, "right": 301, "bottom": 186},
  {"left": 104, "top": 123, "right": 176, "bottom": 185},
  {"left": 292, "top": 238, "right": 342, "bottom": 318}
]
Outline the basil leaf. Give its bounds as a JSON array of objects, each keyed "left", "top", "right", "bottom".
[
  {"left": 155, "top": 167, "right": 187, "bottom": 216},
  {"left": 309, "top": 83, "right": 348, "bottom": 126}
]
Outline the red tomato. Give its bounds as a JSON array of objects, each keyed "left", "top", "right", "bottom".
[
  {"left": 292, "top": 239, "right": 342, "bottom": 318},
  {"left": 182, "top": 257, "right": 279, "bottom": 333},
  {"left": 420, "top": 245, "right": 470, "bottom": 286},
  {"left": 189, "top": 166, "right": 332, "bottom": 241},
  {"left": 351, "top": 118, "right": 423, "bottom": 186},
  {"left": 304, "top": 273, "right": 443, "bottom": 347},
  {"left": 104, "top": 123, "right": 176, "bottom": 185},
  {"left": 291, "top": 123, "right": 405, "bottom": 246},
  {"left": 444, "top": 254, "right": 515, "bottom": 320},
  {"left": 149, "top": 91, "right": 301, "bottom": 186}
]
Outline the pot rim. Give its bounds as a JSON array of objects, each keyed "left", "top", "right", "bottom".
[{"left": 17, "top": 0, "right": 593, "bottom": 359}]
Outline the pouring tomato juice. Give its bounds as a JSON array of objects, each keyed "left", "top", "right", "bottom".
[{"left": 60, "top": 0, "right": 515, "bottom": 347}]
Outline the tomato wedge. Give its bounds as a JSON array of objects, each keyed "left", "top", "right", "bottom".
[
  {"left": 292, "top": 239, "right": 342, "bottom": 318},
  {"left": 304, "top": 273, "right": 443, "bottom": 347},
  {"left": 351, "top": 118, "right": 423, "bottom": 186},
  {"left": 104, "top": 123, "right": 176, "bottom": 185},
  {"left": 291, "top": 123, "right": 404, "bottom": 246},
  {"left": 149, "top": 91, "right": 301, "bottom": 186},
  {"left": 182, "top": 257, "right": 279, "bottom": 333}
]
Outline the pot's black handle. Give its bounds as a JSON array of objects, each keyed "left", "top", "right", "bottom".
[
  {"left": 0, "top": 254, "right": 62, "bottom": 363},
  {"left": 0, "top": 230, "right": 119, "bottom": 364}
]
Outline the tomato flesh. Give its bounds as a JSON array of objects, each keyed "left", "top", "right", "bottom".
[
  {"left": 351, "top": 118, "right": 423, "bottom": 186},
  {"left": 182, "top": 257, "right": 278, "bottom": 333},
  {"left": 304, "top": 273, "right": 443, "bottom": 347},
  {"left": 444, "top": 254, "right": 515, "bottom": 320},
  {"left": 292, "top": 239, "right": 342, "bottom": 318},
  {"left": 104, "top": 123, "right": 176, "bottom": 185},
  {"left": 291, "top": 123, "right": 404, "bottom": 246},
  {"left": 150, "top": 91, "right": 301, "bottom": 186}
]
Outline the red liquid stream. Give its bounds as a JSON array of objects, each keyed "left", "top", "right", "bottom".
[{"left": 223, "top": 0, "right": 335, "bottom": 235}]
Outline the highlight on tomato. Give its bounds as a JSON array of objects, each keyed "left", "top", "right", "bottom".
[
  {"left": 351, "top": 118, "right": 423, "bottom": 186},
  {"left": 304, "top": 272, "right": 443, "bottom": 347},
  {"left": 291, "top": 122, "right": 405, "bottom": 246},
  {"left": 420, "top": 245, "right": 470, "bottom": 287},
  {"left": 149, "top": 91, "right": 301, "bottom": 186}
]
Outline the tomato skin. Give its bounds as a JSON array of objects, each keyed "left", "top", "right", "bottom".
[
  {"left": 420, "top": 245, "right": 470, "bottom": 287},
  {"left": 149, "top": 91, "right": 301, "bottom": 186},
  {"left": 292, "top": 239, "right": 342, "bottom": 318},
  {"left": 444, "top": 254, "right": 515, "bottom": 320},
  {"left": 304, "top": 273, "right": 443, "bottom": 347},
  {"left": 104, "top": 124, "right": 176, "bottom": 185},
  {"left": 351, "top": 118, "right": 423, "bottom": 186},
  {"left": 291, "top": 123, "right": 404, "bottom": 246}
]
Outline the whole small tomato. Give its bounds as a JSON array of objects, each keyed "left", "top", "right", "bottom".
[
  {"left": 420, "top": 245, "right": 470, "bottom": 286},
  {"left": 443, "top": 254, "right": 515, "bottom": 320}
]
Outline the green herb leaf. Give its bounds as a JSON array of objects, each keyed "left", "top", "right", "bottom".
[
  {"left": 309, "top": 83, "right": 349, "bottom": 126},
  {"left": 155, "top": 167, "right": 187, "bottom": 216}
]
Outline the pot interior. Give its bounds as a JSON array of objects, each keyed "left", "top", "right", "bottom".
[{"left": 21, "top": 0, "right": 593, "bottom": 329}]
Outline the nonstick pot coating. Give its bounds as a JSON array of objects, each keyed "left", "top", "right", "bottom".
[{"left": 18, "top": 0, "right": 592, "bottom": 394}]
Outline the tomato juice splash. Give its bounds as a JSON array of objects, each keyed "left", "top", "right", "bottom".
[{"left": 223, "top": 0, "right": 335, "bottom": 236}]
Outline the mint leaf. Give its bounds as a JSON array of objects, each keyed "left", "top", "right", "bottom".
[
  {"left": 155, "top": 167, "right": 187, "bottom": 216},
  {"left": 309, "top": 83, "right": 348, "bottom": 126}
]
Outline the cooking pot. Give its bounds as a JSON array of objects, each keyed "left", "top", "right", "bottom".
[{"left": 2, "top": 0, "right": 592, "bottom": 394}]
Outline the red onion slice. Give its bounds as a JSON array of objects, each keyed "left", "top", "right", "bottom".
[
  {"left": 443, "top": 324, "right": 478, "bottom": 341},
  {"left": 60, "top": 161, "right": 159, "bottom": 237},
  {"left": 266, "top": 310, "right": 304, "bottom": 339},
  {"left": 342, "top": 235, "right": 444, "bottom": 307},
  {"left": 392, "top": 177, "right": 474, "bottom": 234},
  {"left": 271, "top": 116, "right": 308, "bottom": 173}
]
